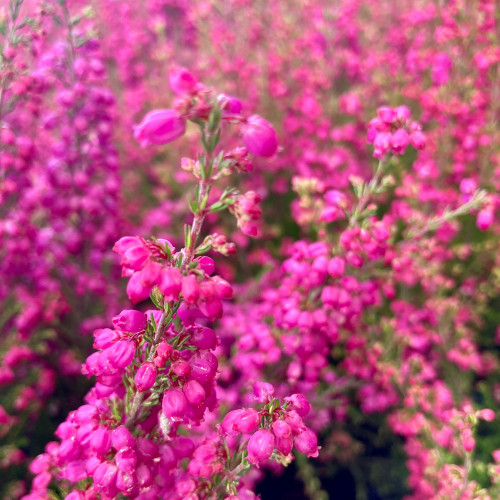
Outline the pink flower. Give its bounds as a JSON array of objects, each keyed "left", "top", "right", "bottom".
[
  {"left": 121, "top": 245, "right": 149, "bottom": 271},
  {"left": 126, "top": 272, "right": 152, "bottom": 304},
  {"left": 410, "top": 130, "right": 426, "bottom": 150},
  {"left": 169, "top": 67, "right": 198, "bottom": 96},
  {"left": 112, "top": 310, "right": 146, "bottom": 333},
  {"left": 191, "top": 326, "right": 217, "bottom": 350},
  {"left": 294, "top": 428, "right": 320, "bottom": 457},
  {"left": 108, "top": 340, "right": 135, "bottom": 370},
  {"left": 135, "top": 362, "right": 157, "bottom": 392},
  {"left": 377, "top": 106, "right": 396, "bottom": 124},
  {"left": 272, "top": 420, "right": 292, "bottom": 439},
  {"left": 159, "top": 267, "right": 183, "bottom": 301},
  {"left": 182, "top": 274, "right": 200, "bottom": 305},
  {"left": 395, "top": 105, "right": 411, "bottom": 122},
  {"left": 327, "top": 257, "right": 345, "bottom": 279},
  {"left": 285, "top": 394, "right": 311, "bottom": 417},
  {"left": 247, "top": 429, "right": 275, "bottom": 465},
  {"left": 218, "top": 94, "right": 243, "bottom": 114},
  {"left": 221, "top": 410, "right": 245, "bottom": 436},
  {"left": 90, "top": 427, "right": 112, "bottom": 456},
  {"left": 183, "top": 380, "right": 206, "bottom": 406},
  {"left": 162, "top": 388, "right": 188, "bottom": 420},
  {"left": 233, "top": 409, "right": 260, "bottom": 434},
  {"left": 253, "top": 381, "right": 275, "bottom": 403},
  {"left": 477, "top": 209, "right": 493, "bottom": 231},
  {"left": 93, "top": 462, "right": 118, "bottom": 489},
  {"left": 111, "top": 426, "right": 134, "bottom": 450},
  {"left": 373, "top": 132, "right": 392, "bottom": 159},
  {"left": 242, "top": 115, "right": 278, "bottom": 157},
  {"left": 390, "top": 128, "right": 410, "bottom": 154},
  {"left": 133, "top": 109, "right": 186, "bottom": 147}
]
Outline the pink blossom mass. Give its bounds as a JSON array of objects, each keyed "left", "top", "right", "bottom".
[{"left": 0, "top": 1, "right": 499, "bottom": 499}]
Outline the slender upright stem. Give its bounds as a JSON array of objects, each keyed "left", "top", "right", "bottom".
[
  {"left": 348, "top": 160, "right": 384, "bottom": 227},
  {"left": 181, "top": 178, "right": 209, "bottom": 269},
  {"left": 126, "top": 175, "right": 212, "bottom": 428}
]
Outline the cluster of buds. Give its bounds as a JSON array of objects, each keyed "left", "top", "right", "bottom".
[
  {"left": 229, "top": 191, "right": 262, "bottom": 237},
  {"left": 113, "top": 236, "right": 232, "bottom": 319},
  {"left": 367, "top": 106, "right": 427, "bottom": 159},
  {"left": 133, "top": 66, "right": 278, "bottom": 158},
  {"left": 220, "top": 383, "right": 319, "bottom": 466}
]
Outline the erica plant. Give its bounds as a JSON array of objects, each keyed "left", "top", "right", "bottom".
[{"left": 24, "top": 70, "right": 316, "bottom": 500}]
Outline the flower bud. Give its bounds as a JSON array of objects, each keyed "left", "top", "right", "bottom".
[
  {"left": 234, "top": 409, "right": 260, "bottom": 434},
  {"left": 477, "top": 209, "right": 493, "bottom": 231},
  {"left": 121, "top": 245, "right": 149, "bottom": 271},
  {"left": 116, "top": 470, "right": 134, "bottom": 493},
  {"left": 410, "top": 130, "right": 426, "bottom": 150},
  {"left": 275, "top": 435, "right": 293, "bottom": 455},
  {"left": 373, "top": 132, "right": 392, "bottom": 159},
  {"left": 140, "top": 261, "right": 162, "bottom": 287},
  {"left": 191, "top": 326, "right": 217, "bottom": 350},
  {"left": 108, "top": 340, "right": 135, "bottom": 370},
  {"left": 294, "top": 427, "right": 320, "bottom": 457},
  {"left": 133, "top": 109, "right": 186, "bottom": 147},
  {"left": 218, "top": 94, "right": 243, "bottom": 114},
  {"left": 220, "top": 410, "right": 245, "bottom": 436},
  {"left": 395, "top": 105, "right": 411, "bottom": 122},
  {"left": 253, "top": 381, "right": 275, "bottom": 403},
  {"left": 112, "top": 310, "right": 146, "bottom": 333},
  {"left": 126, "top": 272, "right": 152, "bottom": 304},
  {"left": 162, "top": 388, "right": 188, "bottom": 420},
  {"left": 159, "top": 267, "right": 183, "bottom": 301},
  {"left": 135, "top": 362, "right": 157, "bottom": 392},
  {"left": 90, "top": 426, "right": 112, "bottom": 455},
  {"left": 115, "top": 447, "right": 137, "bottom": 473},
  {"left": 111, "top": 426, "right": 135, "bottom": 450},
  {"left": 197, "top": 256, "right": 215, "bottom": 275},
  {"left": 327, "top": 257, "right": 345, "bottom": 279},
  {"left": 182, "top": 275, "right": 200, "bottom": 304},
  {"left": 156, "top": 342, "right": 173, "bottom": 360},
  {"left": 169, "top": 67, "right": 198, "bottom": 96},
  {"left": 285, "top": 394, "right": 311, "bottom": 417},
  {"left": 93, "top": 461, "right": 118, "bottom": 489},
  {"left": 390, "top": 128, "right": 410, "bottom": 154},
  {"left": 247, "top": 429, "right": 275, "bottom": 465},
  {"left": 242, "top": 115, "right": 278, "bottom": 157},
  {"left": 93, "top": 328, "right": 119, "bottom": 350},
  {"left": 113, "top": 236, "right": 142, "bottom": 256},
  {"left": 172, "top": 360, "right": 191, "bottom": 377},
  {"left": 190, "top": 354, "right": 217, "bottom": 384},
  {"left": 272, "top": 420, "right": 292, "bottom": 439},
  {"left": 183, "top": 380, "right": 206, "bottom": 406},
  {"left": 377, "top": 106, "right": 396, "bottom": 124}
]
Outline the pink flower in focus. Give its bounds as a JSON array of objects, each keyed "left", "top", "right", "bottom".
[
  {"left": 242, "top": 115, "right": 278, "bottom": 157},
  {"left": 294, "top": 428, "right": 320, "bottom": 457},
  {"left": 134, "top": 362, "right": 157, "bottom": 392},
  {"left": 247, "top": 429, "right": 275, "bottom": 465}
]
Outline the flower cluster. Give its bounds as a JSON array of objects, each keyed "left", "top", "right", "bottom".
[
  {"left": 2, "top": 0, "right": 499, "bottom": 499},
  {"left": 24, "top": 69, "right": 321, "bottom": 500},
  {"left": 221, "top": 385, "right": 319, "bottom": 465},
  {"left": 367, "top": 106, "right": 427, "bottom": 159}
]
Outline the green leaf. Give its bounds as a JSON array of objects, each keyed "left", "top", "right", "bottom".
[
  {"left": 188, "top": 198, "right": 198, "bottom": 214},
  {"left": 208, "top": 105, "right": 222, "bottom": 133}
]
